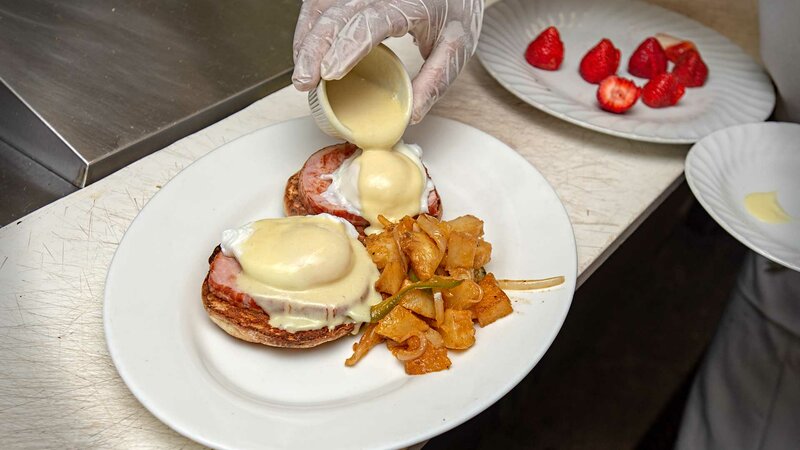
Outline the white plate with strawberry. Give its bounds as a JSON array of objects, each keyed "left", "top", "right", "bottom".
[{"left": 477, "top": 0, "right": 775, "bottom": 144}]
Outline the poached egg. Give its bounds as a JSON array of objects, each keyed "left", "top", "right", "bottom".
[
  {"left": 220, "top": 214, "right": 382, "bottom": 332},
  {"left": 321, "top": 142, "right": 435, "bottom": 234}
]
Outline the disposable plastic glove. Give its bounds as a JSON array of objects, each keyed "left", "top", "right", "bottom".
[{"left": 292, "top": 0, "right": 484, "bottom": 123}]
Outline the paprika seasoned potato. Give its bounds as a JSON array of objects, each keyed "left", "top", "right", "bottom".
[
  {"left": 473, "top": 240, "right": 492, "bottom": 269},
  {"left": 365, "top": 231, "right": 403, "bottom": 270},
  {"left": 376, "top": 260, "right": 406, "bottom": 295},
  {"left": 416, "top": 213, "right": 448, "bottom": 253},
  {"left": 445, "top": 231, "right": 478, "bottom": 273},
  {"left": 447, "top": 215, "right": 484, "bottom": 238},
  {"left": 442, "top": 279, "right": 483, "bottom": 310},
  {"left": 404, "top": 344, "right": 451, "bottom": 375},
  {"left": 473, "top": 273, "right": 513, "bottom": 327},
  {"left": 400, "top": 283, "right": 436, "bottom": 319},
  {"left": 399, "top": 231, "right": 443, "bottom": 280},
  {"left": 439, "top": 309, "right": 476, "bottom": 350},
  {"left": 375, "top": 305, "right": 429, "bottom": 342},
  {"left": 346, "top": 213, "right": 562, "bottom": 376}
]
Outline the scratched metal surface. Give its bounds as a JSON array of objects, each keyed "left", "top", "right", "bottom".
[
  {"left": 0, "top": 0, "right": 299, "bottom": 186},
  {"left": 0, "top": 0, "right": 760, "bottom": 444}
]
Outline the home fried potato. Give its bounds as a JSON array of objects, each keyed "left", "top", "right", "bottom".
[
  {"left": 438, "top": 309, "right": 476, "bottom": 349},
  {"left": 472, "top": 273, "right": 513, "bottom": 327},
  {"left": 416, "top": 214, "right": 448, "bottom": 253},
  {"left": 365, "top": 232, "right": 402, "bottom": 270},
  {"left": 343, "top": 213, "right": 559, "bottom": 376},
  {"left": 396, "top": 215, "right": 417, "bottom": 234},
  {"left": 400, "top": 283, "right": 436, "bottom": 319},
  {"left": 473, "top": 240, "right": 492, "bottom": 269},
  {"left": 376, "top": 260, "right": 405, "bottom": 295},
  {"left": 399, "top": 231, "right": 443, "bottom": 280},
  {"left": 448, "top": 267, "right": 475, "bottom": 281},
  {"left": 445, "top": 231, "right": 478, "bottom": 273},
  {"left": 447, "top": 215, "right": 484, "bottom": 238},
  {"left": 375, "top": 305, "right": 429, "bottom": 342},
  {"left": 404, "top": 342, "right": 451, "bottom": 375},
  {"left": 441, "top": 279, "right": 483, "bottom": 310},
  {"left": 425, "top": 328, "right": 445, "bottom": 348}
]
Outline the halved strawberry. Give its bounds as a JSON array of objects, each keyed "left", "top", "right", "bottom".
[
  {"left": 665, "top": 41, "right": 697, "bottom": 63},
  {"left": 642, "top": 73, "right": 685, "bottom": 108},
  {"left": 579, "top": 39, "right": 621, "bottom": 84},
  {"left": 655, "top": 33, "right": 699, "bottom": 63},
  {"left": 655, "top": 33, "right": 681, "bottom": 49},
  {"left": 628, "top": 37, "right": 668, "bottom": 79},
  {"left": 672, "top": 50, "right": 708, "bottom": 87},
  {"left": 525, "top": 26, "right": 564, "bottom": 70},
  {"left": 597, "top": 76, "right": 641, "bottom": 113}
]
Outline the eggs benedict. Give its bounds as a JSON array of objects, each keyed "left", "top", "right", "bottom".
[
  {"left": 287, "top": 45, "right": 442, "bottom": 235},
  {"left": 284, "top": 143, "right": 441, "bottom": 237},
  {"left": 202, "top": 214, "right": 382, "bottom": 348}
]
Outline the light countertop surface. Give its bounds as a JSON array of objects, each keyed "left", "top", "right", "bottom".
[{"left": 0, "top": 0, "right": 760, "bottom": 447}]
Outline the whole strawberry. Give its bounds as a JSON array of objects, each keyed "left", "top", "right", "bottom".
[
  {"left": 597, "top": 75, "right": 641, "bottom": 113},
  {"left": 628, "top": 37, "right": 668, "bottom": 79},
  {"left": 672, "top": 50, "right": 708, "bottom": 87},
  {"left": 580, "top": 39, "right": 621, "bottom": 84},
  {"left": 642, "top": 73, "right": 685, "bottom": 108},
  {"left": 525, "top": 26, "right": 564, "bottom": 70}
]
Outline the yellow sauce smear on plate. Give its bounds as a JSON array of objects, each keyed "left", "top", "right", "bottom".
[{"left": 743, "top": 191, "right": 791, "bottom": 224}]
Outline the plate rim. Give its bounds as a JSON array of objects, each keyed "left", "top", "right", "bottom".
[
  {"left": 103, "top": 115, "right": 579, "bottom": 449},
  {"left": 477, "top": 0, "right": 775, "bottom": 145},
  {"left": 685, "top": 121, "right": 800, "bottom": 272}
]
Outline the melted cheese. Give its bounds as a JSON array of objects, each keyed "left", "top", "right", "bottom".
[
  {"left": 744, "top": 191, "right": 791, "bottom": 224},
  {"left": 220, "top": 215, "right": 382, "bottom": 332},
  {"left": 324, "top": 46, "right": 424, "bottom": 234}
]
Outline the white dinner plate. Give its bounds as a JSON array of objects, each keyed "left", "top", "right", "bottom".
[
  {"left": 104, "top": 116, "right": 577, "bottom": 450},
  {"left": 477, "top": 0, "right": 775, "bottom": 144},
  {"left": 686, "top": 122, "right": 800, "bottom": 271}
]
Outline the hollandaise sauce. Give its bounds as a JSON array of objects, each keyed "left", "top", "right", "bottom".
[
  {"left": 326, "top": 72, "right": 407, "bottom": 150},
  {"left": 744, "top": 191, "right": 792, "bottom": 224},
  {"left": 221, "top": 215, "right": 382, "bottom": 332},
  {"left": 325, "top": 49, "right": 425, "bottom": 234}
]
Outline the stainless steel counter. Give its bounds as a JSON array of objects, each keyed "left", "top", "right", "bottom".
[
  {"left": 0, "top": 0, "right": 299, "bottom": 187},
  {"left": 0, "top": 138, "right": 77, "bottom": 226}
]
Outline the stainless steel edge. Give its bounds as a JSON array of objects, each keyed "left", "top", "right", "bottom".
[{"left": 0, "top": 78, "right": 88, "bottom": 186}]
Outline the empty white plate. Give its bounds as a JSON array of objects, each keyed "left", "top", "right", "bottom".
[
  {"left": 686, "top": 122, "right": 800, "bottom": 271},
  {"left": 478, "top": 0, "right": 775, "bottom": 144}
]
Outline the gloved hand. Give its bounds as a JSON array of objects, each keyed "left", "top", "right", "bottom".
[{"left": 292, "top": 0, "right": 484, "bottom": 124}]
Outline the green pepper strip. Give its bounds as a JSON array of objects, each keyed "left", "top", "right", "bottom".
[{"left": 370, "top": 276, "right": 464, "bottom": 322}]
